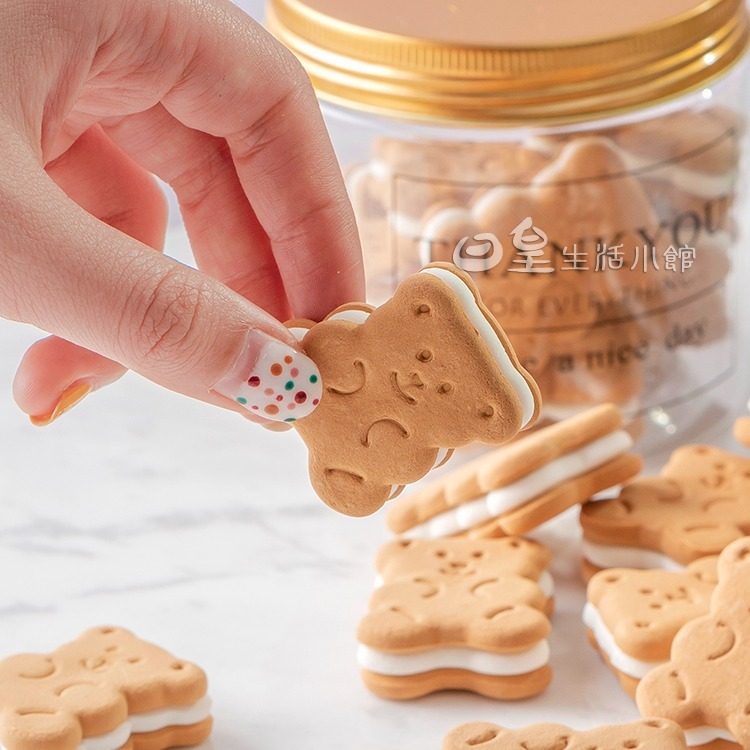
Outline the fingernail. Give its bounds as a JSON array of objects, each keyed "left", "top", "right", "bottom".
[
  {"left": 213, "top": 330, "right": 322, "bottom": 423},
  {"left": 30, "top": 382, "right": 91, "bottom": 427}
]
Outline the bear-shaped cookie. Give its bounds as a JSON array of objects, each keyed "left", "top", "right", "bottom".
[
  {"left": 637, "top": 536, "right": 750, "bottom": 747},
  {"left": 581, "top": 445, "right": 750, "bottom": 567},
  {"left": 289, "top": 263, "right": 540, "bottom": 516},
  {"left": 0, "top": 626, "right": 210, "bottom": 750}
]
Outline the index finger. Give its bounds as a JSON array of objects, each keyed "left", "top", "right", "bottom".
[{"left": 161, "top": 0, "right": 365, "bottom": 321}]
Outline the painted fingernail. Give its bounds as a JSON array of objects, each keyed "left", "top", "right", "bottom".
[
  {"left": 213, "top": 330, "right": 322, "bottom": 423},
  {"left": 30, "top": 382, "right": 91, "bottom": 427}
]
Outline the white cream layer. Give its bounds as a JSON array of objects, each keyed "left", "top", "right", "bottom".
[
  {"left": 404, "top": 430, "right": 632, "bottom": 539},
  {"left": 373, "top": 569, "right": 554, "bottom": 599},
  {"left": 420, "top": 267, "right": 536, "bottom": 428},
  {"left": 683, "top": 726, "right": 737, "bottom": 746},
  {"left": 357, "top": 640, "right": 549, "bottom": 677},
  {"left": 582, "top": 540, "right": 684, "bottom": 571},
  {"left": 582, "top": 602, "right": 659, "bottom": 680},
  {"left": 15, "top": 695, "right": 214, "bottom": 750}
]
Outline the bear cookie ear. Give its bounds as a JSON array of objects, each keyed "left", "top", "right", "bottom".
[{"left": 290, "top": 263, "right": 541, "bottom": 517}]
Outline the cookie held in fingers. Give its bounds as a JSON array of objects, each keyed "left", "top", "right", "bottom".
[
  {"left": 442, "top": 718, "right": 687, "bottom": 749},
  {"left": 581, "top": 444, "right": 750, "bottom": 575},
  {"left": 0, "top": 626, "right": 211, "bottom": 750},
  {"left": 387, "top": 403, "right": 640, "bottom": 538},
  {"left": 358, "top": 537, "right": 553, "bottom": 700},
  {"left": 585, "top": 556, "right": 718, "bottom": 697},
  {"left": 288, "top": 262, "right": 540, "bottom": 517},
  {"left": 636, "top": 536, "right": 750, "bottom": 749}
]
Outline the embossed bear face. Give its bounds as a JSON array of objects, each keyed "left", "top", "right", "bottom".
[
  {"left": 376, "top": 538, "right": 551, "bottom": 585},
  {"left": 306, "top": 273, "right": 528, "bottom": 446},
  {"left": 588, "top": 560, "right": 717, "bottom": 661}
]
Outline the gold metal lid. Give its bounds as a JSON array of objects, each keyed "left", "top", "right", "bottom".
[{"left": 266, "top": 0, "right": 749, "bottom": 125}]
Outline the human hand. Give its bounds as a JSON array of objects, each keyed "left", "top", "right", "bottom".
[{"left": 1, "top": 0, "right": 363, "bottom": 428}]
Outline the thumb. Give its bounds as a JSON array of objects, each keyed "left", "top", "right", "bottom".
[{"left": 1, "top": 131, "right": 322, "bottom": 425}]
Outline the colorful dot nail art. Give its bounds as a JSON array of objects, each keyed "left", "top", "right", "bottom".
[{"left": 224, "top": 338, "right": 323, "bottom": 423}]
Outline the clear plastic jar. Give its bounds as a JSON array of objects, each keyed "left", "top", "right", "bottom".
[{"left": 268, "top": 0, "right": 750, "bottom": 445}]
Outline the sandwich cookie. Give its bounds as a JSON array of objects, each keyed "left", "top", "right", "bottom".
[
  {"left": 0, "top": 626, "right": 211, "bottom": 750},
  {"left": 387, "top": 403, "right": 641, "bottom": 539},
  {"left": 357, "top": 537, "right": 553, "bottom": 700},
  {"left": 585, "top": 556, "right": 718, "bottom": 697},
  {"left": 637, "top": 537, "right": 750, "bottom": 749},
  {"left": 288, "top": 262, "right": 540, "bottom": 517},
  {"left": 581, "top": 445, "right": 750, "bottom": 579}
]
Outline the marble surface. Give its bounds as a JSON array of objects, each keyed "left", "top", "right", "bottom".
[{"left": 0, "top": 227, "right": 744, "bottom": 750}]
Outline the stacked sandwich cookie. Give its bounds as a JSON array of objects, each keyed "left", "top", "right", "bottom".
[
  {"left": 357, "top": 537, "right": 553, "bottom": 700},
  {"left": 581, "top": 445, "right": 750, "bottom": 579},
  {"left": 584, "top": 556, "right": 717, "bottom": 696},
  {"left": 0, "top": 626, "right": 211, "bottom": 750}
]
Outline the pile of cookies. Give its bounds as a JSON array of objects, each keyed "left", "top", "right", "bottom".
[
  {"left": 355, "top": 397, "right": 750, "bottom": 749},
  {"left": 346, "top": 106, "right": 741, "bottom": 421}
]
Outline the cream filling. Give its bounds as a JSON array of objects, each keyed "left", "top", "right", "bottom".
[
  {"left": 583, "top": 602, "right": 659, "bottom": 679},
  {"left": 373, "top": 569, "right": 554, "bottom": 599},
  {"left": 129, "top": 695, "right": 212, "bottom": 733},
  {"left": 683, "top": 726, "right": 736, "bottom": 746},
  {"left": 14, "top": 696, "right": 214, "bottom": 750},
  {"left": 357, "top": 640, "right": 549, "bottom": 677},
  {"left": 420, "top": 266, "right": 536, "bottom": 427},
  {"left": 403, "top": 431, "right": 632, "bottom": 539},
  {"left": 582, "top": 540, "right": 684, "bottom": 571}
]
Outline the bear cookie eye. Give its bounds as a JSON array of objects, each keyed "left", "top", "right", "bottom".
[
  {"left": 416, "top": 349, "right": 433, "bottom": 363},
  {"left": 414, "top": 302, "right": 431, "bottom": 316},
  {"left": 437, "top": 382, "right": 453, "bottom": 394}
]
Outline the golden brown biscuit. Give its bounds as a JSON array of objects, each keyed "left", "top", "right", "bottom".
[
  {"left": 0, "top": 626, "right": 211, "bottom": 750},
  {"left": 289, "top": 262, "right": 540, "bottom": 517},
  {"left": 637, "top": 537, "right": 750, "bottom": 748},
  {"left": 386, "top": 404, "right": 640, "bottom": 538},
  {"left": 443, "top": 718, "right": 687, "bottom": 749},
  {"left": 581, "top": 445, "right": 750, "bottom": 571},
  {"left": 585, "top": 557, "right": 718, "bottom": 697},
  {"left": 357, "top": 537, "right": 552, "bottom": 700}
]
